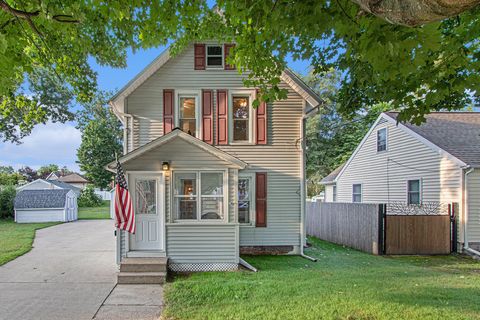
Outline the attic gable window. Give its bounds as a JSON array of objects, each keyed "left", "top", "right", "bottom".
[
  {"left": 206, "top": 45, "right": 223, "bottom": 68},
  {"left": 377, "top": 128, "right": 387, "bottom": 152}
]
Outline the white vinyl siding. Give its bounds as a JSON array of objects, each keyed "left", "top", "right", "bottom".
[
  {"left": 335, "top": 118, "right": 462, "bottom": 205},
  {"left": 324, "top": 184, "right": 335, "bottom": 202},
  {"left": 15, "top": 209, "right": 65, "bottom": 223},
  {"left": 467, "top": 170, "right": 480, "bottom": 242}
]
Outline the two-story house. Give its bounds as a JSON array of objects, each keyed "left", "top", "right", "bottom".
[{"left": 107, "top": 42, "right": 321, "bottom": 276}]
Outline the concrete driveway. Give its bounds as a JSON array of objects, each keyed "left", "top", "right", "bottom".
[{"left": 0, "top": 220, "right": 117, "bottom": 320}]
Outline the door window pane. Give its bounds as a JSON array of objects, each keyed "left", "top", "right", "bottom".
[
  {"left": 135, "top": 179, "right": 156, "bottom": 214},
  {"left": 179, "top": 97, "right": 196, "bottom": 136},
  {"left": 238, "top": 178, "right": 251, "bottom": 223},
  {"left": 233, "top": 97, "right": 249, "bottom": 141}
]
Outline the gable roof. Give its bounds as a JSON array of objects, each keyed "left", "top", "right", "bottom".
[
  {"left": 48, "top": 180, "right": 81, "bottom": 195},
  {"left": 106, "top": 128, "right": 248, "bottom": 171},
  {"left": 328, "top": 111, "right": 480, "bottom": 184},
  {"left": 384, "top": 112, "right": 480, "bottom": 168},
  {"left": 58, "top": 173, "right": 89, "bottom": 184},
  {"left": 320, "top": 164, "right": 344, "bottom": 185},
  {"left": 16, "top": 179, "right": 59, "bottom": 191},
  {"left": 109, "top": 45, "right": 323, "bottom": 116},
  {"left": 14, "top": 189, "right": 71, "bottom": 209}
]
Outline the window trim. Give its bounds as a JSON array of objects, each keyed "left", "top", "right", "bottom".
[
  {"left": 229, "top": 90, "right": 255, "bottom": 144},
  {"left": 172, "top": 169, "right": 228, "bottom": 223},
  {"left": 238, "top": 173, "right": 256, "bottom": 226},
  {"left": 205, "top": 44, "right": 224, "bottom": 69},
  {"left": 352, "top": 183, "right": 362, "bottom": 203},
  {"left": 406, "top": 178, "right": 422, "bottom": 205},
  {"left": 175, "top": 90, "right": 201, "bottom": 138},
  {"left": 377, "top": 127, "right": 388, "bottom": 153}
]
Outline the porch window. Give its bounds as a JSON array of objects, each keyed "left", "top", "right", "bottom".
[
  {"left": 232, "top": 96, "right": 250, "bottom": 142},
  {"left": 135, "top": 179, "right": 157, "bottom": 214},
  {"left": 173, "top": 171, "right": 225, "bottom": 221},
  {"left": 206, "top": 45, "right": 223, "bottom": 68},
  {"left": 352, "top": 184, "right": 362, "bottom": 203},
  {"left": 238, "top": 175, "right": 253, "bottom": 224},
  {"left": 407, "top": 179, "right": 421, "bottom": 205},
  {"left": 179, "top": 96, "right": 197, "bottom": 137}
]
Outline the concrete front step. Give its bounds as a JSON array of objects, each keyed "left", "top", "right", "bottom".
[
  {"left": 117, "top": 272, "right": 167, "bottom": 284},
  {"left": 120, "top": 257, "right": 168, "bottom": 273}
]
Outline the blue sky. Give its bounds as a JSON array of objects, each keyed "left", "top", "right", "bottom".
[{"left": 0, "top": 47, "right": 311, "bottom": 172}]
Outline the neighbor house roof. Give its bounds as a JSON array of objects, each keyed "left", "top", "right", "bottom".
[
  {"left": 109, "top": 45, "right": 323, "bottom": 118},
  {"left": 48, "top": 180, "right": 81, "bottom": 195},
  {"left": 384, "top": 112, "right": 480, "bottom": 168},
  {"left": 106, "top": 128, "right": 248, "bottom": 171},
  {"left": 14, "top": 189, "right": 71, "bottom": 209},
  {"left": 58, "top": 173, "right": 89, "bottom": 184},
  {"left": 320, "top": 164, "right": 345, "bottom": 185}
]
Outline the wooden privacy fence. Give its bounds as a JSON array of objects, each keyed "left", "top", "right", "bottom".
[
  {"left": 306, "top": 201, "right": 458, "bottom": 255},
  {"left": 306, "top": 202, "right": 381, "bottom": 254}
]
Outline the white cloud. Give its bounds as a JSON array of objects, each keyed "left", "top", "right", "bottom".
[{"left": 0, "top": 122, "right": 82, "bottom": 172}]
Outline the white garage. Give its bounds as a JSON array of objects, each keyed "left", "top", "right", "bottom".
[{"left": 14, "top": 189, "right": 78, "bottom": 223}]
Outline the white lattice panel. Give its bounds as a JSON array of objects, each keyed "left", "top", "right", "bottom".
[{"left": 169, "top": 263, "right": 238, "bottom": 272}]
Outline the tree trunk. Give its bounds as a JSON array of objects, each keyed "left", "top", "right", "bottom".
[{"left": 351, "top": 0, "right": 480, "bottom": 26}]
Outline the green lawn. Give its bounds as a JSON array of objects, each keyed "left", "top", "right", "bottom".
[
  {"left": 163, "top": 237, "right": 480, "bottom": 320},
  {"left": 0, "top": 219, "right": 60, "bottom": 266},
  {"left": 78, "top": 200, "right": 111, "bottom": 220}
]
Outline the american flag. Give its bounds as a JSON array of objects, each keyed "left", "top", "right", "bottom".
[{"left": 114, "top": 160, "right": 135, "bottom": 234}]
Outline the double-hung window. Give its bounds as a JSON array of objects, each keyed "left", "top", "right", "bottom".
[
  {"left": 238, "top": 175, "right": 254, "bottom": 224},
  {"left": 407, "top": 179, "right": 421, "bottom": 205},
  {"left": 177, "top": 94, "right": 199, "bottom": 137},
  {"left": 206, "top": 45, "right": 223, "bottom": 68},
  {"left": 377, "top": 128, "right": 387, "bottom": 152},
  {"left": 352, "top": 184, "right": 362, "bottom": 203},
  {"left": 173, "top": 171, "right": 225, "bottom": 221},
  {"left": 332, "top": 185, "right": 337, "bottom": 202},
  {"left": 230, "top": 93, "right": 253, "bottom": 143}
]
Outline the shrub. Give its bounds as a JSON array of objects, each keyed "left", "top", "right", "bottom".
[
  {"left": 78, "top": 185, "right": 102, "bottom": 207},
  {"left": 0, "top": 185, "right": 16, "bottom": 219}
]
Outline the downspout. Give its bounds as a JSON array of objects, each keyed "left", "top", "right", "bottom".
[
  {"left": 463, "top": 167, "right": 480, "bottom": 256},
  {"left": 300, "top": 104, "right": 318, "bottom": 262}
]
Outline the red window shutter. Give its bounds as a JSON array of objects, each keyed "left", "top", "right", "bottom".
[
  {"left": 194, "top": 43, "right": 205, "bottom": 70},
  {"left": 202, "top": 90, "right": 214, "bottom": 144},
  {"left": 163, "top": 89, "right": 174, "bottom": 134},
  {"left": 256, "top": 172, "right": 267, "bottom": 227},
  {"left": 216, "top": 89, "right": 228, "bottom": 145},
  {"left": 256, "top": 90, "right": 267, "bottom": 144},
  {"left": 224, "top": 43, "right": 236, "bottom": 70}
]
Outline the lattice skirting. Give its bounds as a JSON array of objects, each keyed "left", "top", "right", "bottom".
[{"left": 169, "top": 263, "right": 239, "bottom": 272}]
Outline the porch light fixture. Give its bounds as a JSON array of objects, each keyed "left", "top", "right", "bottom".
[{"left": 162, "top": 162, "right": 170, "bottom": 171}]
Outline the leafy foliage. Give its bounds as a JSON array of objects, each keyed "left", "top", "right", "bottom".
[
  {"left": 0, "top": 166, "right": 13, "bottom": 174},
  {"left": 76, "top": 92, "right": 122, "bottom": 189},
  {"left": 304, "top": 69, "right": 390, "bottom": 196},
  {"left": 0, "top": 172, "right": 23, "bottom": 186},
  {"left": 0, "top": 185, "right": 16, "bottom": 219},
  {"left": 77, "top": 184, "right": 102, "bottom": 207},
  {"left": 18, "top": 166, "right": 39, "bottom": 182},
  {"left": 37, "top": 164, "right": 59, "bottom": 179},
  {"left": 1, "top": 1, "right": 479, "bottom": 142}
]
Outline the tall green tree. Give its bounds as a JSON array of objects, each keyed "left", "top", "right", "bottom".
[
  {"left": 76, "top": 92, "right": 122, "bottom": 189},
  {"left": 1, "top": 1, "right": 479, "bottom": 142},
  {"left": 304, "top": 69, "right": 390, "bottom": 196},
  {"left": 0, "top": 165, "right": 14, "bottom": 174},
  {"left": 37, "top": 164, "right": 59, "bottom": 178},
  {"left": 18, "top": 166, "right": 38, "bottom": 182}
]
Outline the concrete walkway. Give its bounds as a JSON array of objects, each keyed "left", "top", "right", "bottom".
[
  {"left": 0, "top": 220, "right": 117, "bottom": 320},
  {"left": 93, "top": 284, "right": 163, "bottom": 320}
]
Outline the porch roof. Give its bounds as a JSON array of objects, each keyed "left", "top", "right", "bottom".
[{"left": 106, "top": 129, "right": 248, "bottom": 171}]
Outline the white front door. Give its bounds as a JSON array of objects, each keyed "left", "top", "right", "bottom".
[{"left": 129, "top": 173, "right": 164, "bottom": 251}]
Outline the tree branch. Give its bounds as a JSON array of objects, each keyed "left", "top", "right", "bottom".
[{"left": 0, "top": 1, "right": 39, "bottom": 19}]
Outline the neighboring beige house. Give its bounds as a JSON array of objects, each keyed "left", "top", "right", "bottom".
[
  {"left": 107, "top": 42, "right": 321, "bottom": 273},
  {"left": 56, "top": 173, "right": 89, "bottom": 189},
  {"left": 321, "top": 112, "right": 480, "bottom": 254}
]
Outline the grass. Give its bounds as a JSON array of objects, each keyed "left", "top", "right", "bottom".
[
  {"left": 163, "top": 237, "right": 480, "bottom": 320},
  {"left": 78, "top": 200, "right": 111, "bottom": 220},
  {"left": 0, "top": 219, "right": 60, "bottom": 266}
]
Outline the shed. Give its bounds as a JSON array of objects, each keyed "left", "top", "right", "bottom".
[{"left": 14, "top": 189, "right": 78, "bottom": 223}]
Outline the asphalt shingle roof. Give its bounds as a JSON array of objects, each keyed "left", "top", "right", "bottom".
[
  {"left": 14, "top": 189, "right": 70, "bottom": 209},
  {"left": 48, "top": 180, "right": 81, "bottom": 195},
  {"left": 58, "top": 173, "right": 89, "bottom": 184},
  {"left": 385, "top": 112, "right": 480, "bottom": 167},
  {"left": 320, "top": 164, "right": 345, "bottom": 184}
]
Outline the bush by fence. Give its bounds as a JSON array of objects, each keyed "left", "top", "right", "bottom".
[
  {"left": 78, "top": 185, "right": 103, "bottom": 207},
  {"left": 0, "top": 185, "right": 16, "bottom": 219}
]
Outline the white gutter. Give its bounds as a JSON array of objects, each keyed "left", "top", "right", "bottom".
[
  {"left": 300, "top": 104, "right": 318, "bottom": 262},
  {"left": 239, "top": 257, "right": 257, "bottom": 272},
  {"left": 463, "top": 167, "right": 475, "bottom": 250}
]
